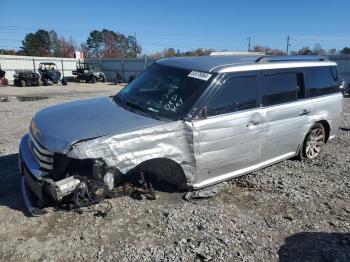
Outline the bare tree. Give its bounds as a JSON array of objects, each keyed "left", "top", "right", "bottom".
[
  {"left": 328, "top": 48, "right": 337, "bottom": 55},
  {"left": 56, "top": 36, "right": 75, "bottom": 57}
]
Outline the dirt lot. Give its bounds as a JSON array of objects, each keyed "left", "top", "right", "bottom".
[{"left": 0, "top": 83, "right": 349, "bottom": 261}]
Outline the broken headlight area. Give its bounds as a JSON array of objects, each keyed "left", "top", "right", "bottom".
[
  {"left": 35, "top": 157, "right": 122, "bottom": 209},
  {"left": 25, "top": 156, "right": 158, "bottom": 215}
]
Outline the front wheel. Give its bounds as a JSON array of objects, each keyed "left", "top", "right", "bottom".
[
  {"left": 19, "top": 80, "right": 26, "bottom": 87},
  {"left": 299, "top": 123, "right": 326, "bottom": 160},
  {"left": 42, "top": 78, "right": 48, "bottom": 86}
]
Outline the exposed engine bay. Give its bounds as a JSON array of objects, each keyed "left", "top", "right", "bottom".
[{"left": 22, "top": 156, "right": 158, "bottom": 216}]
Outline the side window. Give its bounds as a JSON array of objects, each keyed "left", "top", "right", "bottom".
[
  {"left": 306, "top": 66, "right": 339, "bottom": 97},
  {"left": 262, "top": 72, "right": 303, "bottom": 106},
  {"left": 206, "top": 75, "right": 258, "bottom": 117}
]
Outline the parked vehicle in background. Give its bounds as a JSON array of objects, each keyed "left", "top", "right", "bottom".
[
  {"left": 38, "top": 62, "right": 67, "bottom": 86},
  {"left": 340, "top": 81, "right": 350, "bottom": 96},
  {"left": 19, "top": 55, "right": 343, "bottom": 216},
  {"left": 114, "top": 71, "right": 123, "bottom": 84},
  {"left": 128, "top": 73, "right": 139, "bottom": 83},
  {"left": 72, "top": 62, "right": 106, "bottom": 83},
  {"left": 0, "top": 68, "right": 8, "bottom": 86},
  {"left": 14, "top": 70, "right": 40, "bottom": 87}
]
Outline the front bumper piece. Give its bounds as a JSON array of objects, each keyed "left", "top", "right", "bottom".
[{"left": 19, "top": 134, "right": 80, "bottom": 216}]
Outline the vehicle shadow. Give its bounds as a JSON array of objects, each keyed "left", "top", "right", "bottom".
[
  {"left": 278, "top": 232, "right": 350, "bottom": 262},
  {"left": 0, "top": 153, "right": 28, "bottom": 215}
]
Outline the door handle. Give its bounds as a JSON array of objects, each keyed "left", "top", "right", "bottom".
[
  {"left": 247, "top": 121, "right": 260, "bottom": 128},
  {"left": 299, "top": 109, "right": 310, "bottom": 116}
]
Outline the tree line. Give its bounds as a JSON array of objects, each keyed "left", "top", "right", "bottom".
[
  {"left": 1, "top": 29, "right": 350, "bottom": 58},
  {"left": 0, "top": 29, "right": 142, "bottom": 58}
]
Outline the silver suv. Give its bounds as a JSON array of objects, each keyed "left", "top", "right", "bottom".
[{"left": 19, "top": 55, "right": 342, "bottom": 215}]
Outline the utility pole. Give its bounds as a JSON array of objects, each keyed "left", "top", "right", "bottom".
[
  {"left": 286, "top": 36, "right": 291, "bottom": 55},
  {"left": 134, "top": 32, "right": 137, "bottom": 58},
  {"left": 247, "top": 36, "right": 251, "bottom": 52}
]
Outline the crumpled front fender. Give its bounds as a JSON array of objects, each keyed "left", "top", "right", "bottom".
[{"left": 67, "top": 121, "right": 196, "bottom": 185}]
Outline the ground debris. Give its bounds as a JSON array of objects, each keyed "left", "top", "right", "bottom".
[{"left": 184, "top": 182, "right": 228, "bottom": 201}]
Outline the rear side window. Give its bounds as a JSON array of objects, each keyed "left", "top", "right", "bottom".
[
  {"left": 262, "top": 73, "right": 302, "bottom": 106},
  {"left": 305, "top": 66, "right": 339, "bottom": 97},
  {"left": 206, "top": 75, "right": 258, "bottom": 116}
]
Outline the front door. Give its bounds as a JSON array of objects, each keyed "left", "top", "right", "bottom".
[{"left": 192, "top": 73, "right": 266, "bottom": 187}]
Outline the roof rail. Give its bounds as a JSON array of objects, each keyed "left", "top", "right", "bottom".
[
  {"left": 256, "top": 55, "right": 329, "bottom": 63},
  {"left": 210, "top": 51, "right": 265, "bottom": 56}
]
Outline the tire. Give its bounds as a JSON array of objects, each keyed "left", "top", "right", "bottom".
[
  {"left": 101, "top": 76, "right": 106, "bottom": 83},
  {"left": 91, "top": 77, "right": 96, "bottom": 83},
  {"left": 42, "top": 78, "right": 48, "bottom": 86},
  {"left": 19, "top": 80, "right": 26, "bottom": 87},
  {"left": 298, "top": 123, "right": 326, "bottom": 160},
  {"left": 61, "top": 78, "right": 67, "bottom": 85}
]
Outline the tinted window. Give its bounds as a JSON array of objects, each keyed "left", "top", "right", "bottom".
[
  {"left": 206, "top": 76, "right": 257, "bottom": 116},
  {"left": 305, "top": 66, "right": 339, "bottom": 97},
  {"left": 262, "top": 73, "right": 299, "bottom": 106}
]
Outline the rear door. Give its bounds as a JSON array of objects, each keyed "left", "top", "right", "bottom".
[
  {"left": 260, "top": 69, "right": 309, "bottom": 161},
  {"left": 193, "top": 73, "right": 266, "bottom": 186}
]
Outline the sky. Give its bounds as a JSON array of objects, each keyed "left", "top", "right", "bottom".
[{"left": 1, "top": 0, "right": 350, "bottom": 54}]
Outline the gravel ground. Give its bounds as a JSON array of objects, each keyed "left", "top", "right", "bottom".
[{"left": 0, "top": 84, "right": 349, "bottom": 261}]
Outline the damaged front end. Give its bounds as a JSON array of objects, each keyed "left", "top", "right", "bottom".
[
  {"left": 19, "top": 133, "right": 125, "bottom": 215},
  {"left": 19, "top": 118, "right": 195, "bottom": 216}
]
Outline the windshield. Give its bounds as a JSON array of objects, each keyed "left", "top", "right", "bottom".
[{"left": 115, "top": 63, "right": 216, "bottom": 121}]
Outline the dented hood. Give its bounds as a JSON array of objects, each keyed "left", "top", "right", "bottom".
[{"left": 31, "top": 96, "right": 163, "bottom": 153}]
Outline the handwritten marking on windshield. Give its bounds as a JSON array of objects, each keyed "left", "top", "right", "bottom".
[{"left": 164, "top": 94, "right": 183, "bottom": 112}]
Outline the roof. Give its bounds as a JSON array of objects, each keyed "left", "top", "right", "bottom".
[{"left": 157, "top": 55, "right": 337, "bottom": 73}]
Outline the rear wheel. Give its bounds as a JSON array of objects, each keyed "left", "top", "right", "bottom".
[
  {"left": 299, "top": 123, "right": 326, "bottom": 160},
  {"left": 91, "top": 77, "right": 96, "bottom": 83}
]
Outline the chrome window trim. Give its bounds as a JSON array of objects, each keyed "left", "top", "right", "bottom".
[{"left": 217, "top": 61, "right": 337, "bottom": 73}]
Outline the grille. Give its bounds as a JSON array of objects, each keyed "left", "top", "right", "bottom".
[{"left": 28, "top": 133, "right": 54, "bottom": 171}]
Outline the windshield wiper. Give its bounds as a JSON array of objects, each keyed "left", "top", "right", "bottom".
[
  {"left": 114, "top": 95, "right": 167, "bottom": 121},
  {"left": 124, "top": 100, "right": 158, "bottom": 118},
  {"left": 113, "top": 95, "right": 125, "bottom": 108}
]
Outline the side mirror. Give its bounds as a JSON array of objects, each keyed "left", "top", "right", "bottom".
[
  {"left": 339, "top": 80, "right": 345, "bottom": 89},
  {"left": 196, "top": 106, "right": 208, "bottom": 120}
]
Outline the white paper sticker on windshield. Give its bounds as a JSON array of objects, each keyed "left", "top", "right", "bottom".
[{"left": 188, "top": 71, "right": 212, "bottom": 81}]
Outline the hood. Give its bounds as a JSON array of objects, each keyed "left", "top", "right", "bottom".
[{"left": 31, "top": 96, "right": 163, "bottom": 153}]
